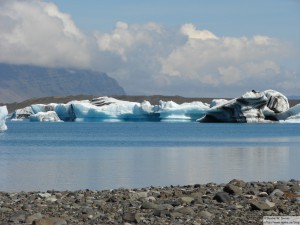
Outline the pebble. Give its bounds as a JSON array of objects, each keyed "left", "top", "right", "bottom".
[{"left": 0, "top": 180, "right": 299, "bottom": 224}]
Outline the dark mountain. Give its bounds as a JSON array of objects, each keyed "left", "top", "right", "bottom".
[{"left": 0, "top": 63, "right": 125, "bottom": 103}]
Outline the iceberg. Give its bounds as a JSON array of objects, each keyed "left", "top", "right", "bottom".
[
  {"left": 9, "top": 90, "right": 300, "bottom": 123},
  {"left": 71, "top": 97, "right": 209, "bottom": 121},
  {"left": 198, "top": 90, "right": 300, "bottom": 123},
  {"left": 0, "top": 106, "right": 8, "bottom": 131},
  {"left": 29, "top": 111, "right": 62, "bottom": 122},
  {"left": 11, "top": 106, "right": 34, "bottom": 120},
  {"left": 198, "top": 91, "right": 268, "bottom": 123},
  {"left": 10, "top": 96, "right": 209, "bottom": 122},
  {"left": 71, "top": 97, "right": 155, "bottom": 121},
  {"left": 158, "top": 100, "right": 209, "bottom": 121}
]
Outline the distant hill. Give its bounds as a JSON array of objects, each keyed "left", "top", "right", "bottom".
[{"left": 0, "top": 63, "right": 125, "bottom": 103}]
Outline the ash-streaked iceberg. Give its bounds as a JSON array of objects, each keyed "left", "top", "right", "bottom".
[
  {"left": 0, "top": 106, "right": 8, "bottom": 131},
  {"left": 198, "top": 90, "right": 300, "bottom": 123},
  {"left": 197, "top": 91, "right": 268, "bottom": 123}
]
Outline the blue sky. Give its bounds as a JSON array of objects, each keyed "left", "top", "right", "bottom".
[
  {"left": 48, "top": 0, "right": 300, "bottom": 40},
  {"left": 1, "top": 0, "right": 300, "bottom": 97}
]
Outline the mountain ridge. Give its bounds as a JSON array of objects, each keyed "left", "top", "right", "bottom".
[{"left": 0, "top": 63, "right": 125, "bottom": 103}]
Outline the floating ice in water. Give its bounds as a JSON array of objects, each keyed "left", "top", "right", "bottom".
[
  {"left": 0, "top": 106, "right": 8, "bottom": 131},
  {"left": 158, "top": 100, "right": 209, "bottom": 121},
  {"left": 29, "top": 111, "right": 62, "bottom": 122},
  {"left": 9, "top": 90, "right": 300, "bottom": 123},
  {"left": 71, "top": 97, "right": 153, "bottom": 121},
  {"left": 11, "top": 106, "right": 34, "bottom": 120},
  {"left": 198, "top": 91, "right": 268, "bottom": 123},
  {"left": 198, "top": 90, "right": 300, "bottom": 123}
]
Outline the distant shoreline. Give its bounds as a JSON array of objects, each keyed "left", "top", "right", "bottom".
[{"left": 1, "top": 95, "right": 300, "bottom": 113}]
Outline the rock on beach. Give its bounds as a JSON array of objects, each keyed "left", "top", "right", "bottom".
[{"left": 0, "top": 180, "right": 299, "bottom": 224}]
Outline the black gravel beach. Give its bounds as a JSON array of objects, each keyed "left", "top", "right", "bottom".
[{"left": 0, "top": 179, "right": 299, "bottom": 225}]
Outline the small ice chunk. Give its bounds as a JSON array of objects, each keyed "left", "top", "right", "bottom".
[{"left": 0, "top": 106, "right": 8, "bottom": 131}]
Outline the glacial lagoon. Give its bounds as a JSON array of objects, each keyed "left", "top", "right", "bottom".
[{"left": 0, "top": 121, "right": 299, "bottom": 192}]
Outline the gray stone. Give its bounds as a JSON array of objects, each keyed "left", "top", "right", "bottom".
[
  {"left": 93, "top": 199, "right": 106, "bottom": 207},
  {"left": 38, "top": 193, "right": 52, "bottom": 199},
  {"left": 156, "top": 203, "right": 173, "bottom": 211},
  {"left": 81, "top": 206, "right": 94, "bottom": 215},
  {"left": 180, "top": 196, "right": 194, "bottom": 204},
  {"left": 270, "top": 189, "right": 285, "bottom": 197},
  {"left": 250, "top": 200, "right": 275, "bottom": 211},
  {"left": 258, "top": 192, "right": 268, "bottom": 197},
  {"left": 247, "top": 188, "right": 259, "bottom": 195},
  {"left": 123, "top": 212, "right": 136, "bottom": 223},
  {"left": 129, "top": 191, "right": 148, "bottom": 200},
  {"left": 199, "top": 210, "right": 214, "bottom": 219},
  {"left": 224, "top": 184, "right": 242, "bottom": 195},
  {"left": 25, "top": 213, "right": 43, "bottom": 224},
  {"left": 213, "top": 192, "right": 231, "bottom": 203},
  {"left": 9, "top": 213, "right": 26, "bottom": 223},
  {"left": 33, "top": 217, "right": 67, "bottom": 225},
  {"left": 291, "top": 184, "right": 300, "bottom": 192},
  {"left": 265, "top": 200, "right": 276, "bottom": 208},
  {"left": 274, "top": 184, "right": 289, "bottom": 192},
  {"left": 171, "top": 212, "right": 183, "bottom": 218},
  {"left": 141, "top": 201, "right": 158, "bottom": 210},
  {"left": 163, "top": 198, "right": 182, "bottom": 207},
  {"left": 229, "top": 179, "right": 246, "bottom": 188},
  {"left": 190, "top": 192, "right": 203, "bottom": 198},
  {"left": 175, "top": 206, "right": 195, "bottom": 215},
  {"left": 0, "top": 207, "right": 12, "bottom": 213}
]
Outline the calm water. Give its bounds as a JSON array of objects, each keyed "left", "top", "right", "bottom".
[{"left": 0, "top": 121, "right": 300, "bottom": 191}]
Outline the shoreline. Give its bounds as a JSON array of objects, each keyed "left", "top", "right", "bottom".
[{"left": 1, "top": 180, "right": 299, "bottom": 224}]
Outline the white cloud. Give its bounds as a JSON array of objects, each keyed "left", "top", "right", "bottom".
[
  {"left": 180, "top": 23, "right": 218, "bottom": 40},
  {"left": 218, "top": 66, "right": 241, "bottom": 85},
  {"left": 0, "top": 0, "right": 91, "bottom": 68},
  {"left": 95, "top": 21, "right": 164, "bottom": 61},
  {"left": 0, "top": 0, "right": 298, "bottom": 97}
]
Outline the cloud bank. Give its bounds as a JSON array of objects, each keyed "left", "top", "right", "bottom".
[{"left": 0, "top": 0, "right": 299, "bottom": 97}]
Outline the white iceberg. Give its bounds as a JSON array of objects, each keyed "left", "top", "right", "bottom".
[
  {"left": 31, "top": 103, "right": 75, "bottom": 121},
  {"left": 158, "top": 100, "right": 209, "bottom": 121},
  {"left": 29, "top": 111, "right": 62, "bottom": 122},
  {"left": 11, "top": 106, "right": 34, "bottom": 120},
  {"left": 71, "top": 97, "right": 154, "bottom": 121},
  {"left": 11, "top": 96, "right": 209, "bottom": 122},
  {"left": 0, "top": 106, "right": 8, "bottom": 131}
]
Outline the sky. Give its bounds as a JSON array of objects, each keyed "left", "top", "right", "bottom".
[{"left": 0, "top": 0, "right": 299, "bottom": 97}]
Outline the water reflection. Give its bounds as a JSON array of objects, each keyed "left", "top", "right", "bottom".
[{"left": 0, "top": 146, "right": 297, "bottom": 191}]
